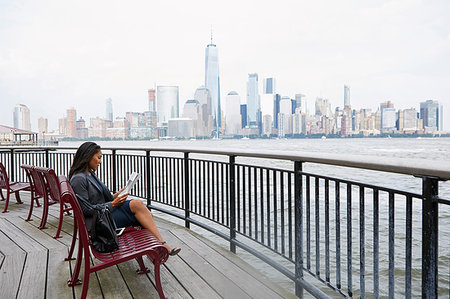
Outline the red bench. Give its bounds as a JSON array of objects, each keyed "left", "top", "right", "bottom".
[
  {"left": 20, "top": 165, "right": 42, "bottom": 221},
  {"left": 0, "top": 162, "right": 29, "bottom": 213},
  {"left": 59, "top": 176, "right": 169, "bottom": 299}
]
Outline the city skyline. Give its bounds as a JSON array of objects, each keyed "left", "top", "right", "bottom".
[{"left": 0, "top": 0, "right": 449, "bottom": 131}]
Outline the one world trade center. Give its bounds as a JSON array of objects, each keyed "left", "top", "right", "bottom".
[{"left": 205, "top": 36, "right": 221, "bottom": 134}]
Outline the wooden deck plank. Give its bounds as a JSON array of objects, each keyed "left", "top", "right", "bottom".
[
  {"left": 158, "top": 229, "right": 223, "bottom": 299},
  {"left": 169, "top": 227, "right": 287, "bottom": 299},
  {"left": 47, "top": 248, "right": 74, "bottom": 299},
  {"left": 116, "top": 259, "right": 161, "bottom": 299},
  {"left": 16, "top": 250, "right": 47, "bottom": 299},
  {"left": 94, "top": 264, "right": 133, "bottom": 299},
  {"left": 157, "top": 227, "right": 252, "bottom": 299},
  {"left": 0, "top": 230, "right": 26, "bottom": 299},
  {"left": 147, "top": 261, "right": 191, "bottom": 299}
]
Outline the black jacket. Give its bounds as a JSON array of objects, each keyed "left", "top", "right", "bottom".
[{"left": 69, "top": 170, "right": 114, "bottom": 231}]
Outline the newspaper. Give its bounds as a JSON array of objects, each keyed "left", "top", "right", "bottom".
[{"left": 119, "top": 172, "right": 140, "bottom": 197}]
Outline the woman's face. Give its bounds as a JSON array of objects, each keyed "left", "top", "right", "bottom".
[{"left": 88, "top": 150, "right": 102, "bottom": 171}]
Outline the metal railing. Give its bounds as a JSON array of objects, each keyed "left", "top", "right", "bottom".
[{"left": 1, "top": 146, "right": 449, "bottom": 298}]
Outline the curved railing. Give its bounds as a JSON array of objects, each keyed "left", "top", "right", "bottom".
[{"left": 1, "top": 146, "right": 450, "bottom": 298}]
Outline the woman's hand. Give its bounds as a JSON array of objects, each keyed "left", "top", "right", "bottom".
[
  {"left": 112, "top": 192, "right": 128, "bottom": 207},
  {"left": 113, "top": 187, "right": 126, "bottom": 199}
]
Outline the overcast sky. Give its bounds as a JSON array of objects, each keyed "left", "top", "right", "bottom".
[{"left": 1, "top": 0, "right": 449, "bottom": 131}]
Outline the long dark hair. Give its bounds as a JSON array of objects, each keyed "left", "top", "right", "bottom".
[{"left": 69, "top": 142, "right": 101, "bottom": 180}]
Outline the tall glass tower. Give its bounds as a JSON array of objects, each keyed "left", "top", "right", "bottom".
[
  {"left": 105, "top": 98, "right": 113, "bottom": 121},
  {"left": 246, "top": 73, "right": 260, "bottom": 128},
  {"left": 344, "top": 85, "right": 350, "bottom": 108},
  {"left": 156, "top": 86, "right": 179, "bottom": 126},
  {"left": 205, "top": 36, "right": 221, "bottom": 129}
]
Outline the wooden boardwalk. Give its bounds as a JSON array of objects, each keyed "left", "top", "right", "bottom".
[{"left": 0, "top": 194, "right": 297, "bottom": 299}]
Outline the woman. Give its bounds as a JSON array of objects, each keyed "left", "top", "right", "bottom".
[{"left": 69, "top": 142, "right": 180, "bottom": 256}]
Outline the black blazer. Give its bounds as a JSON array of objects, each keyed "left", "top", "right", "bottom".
[{"left": 69, "top": 170, "right": 114, "bottom": 230}]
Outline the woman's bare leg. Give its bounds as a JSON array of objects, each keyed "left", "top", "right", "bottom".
[{"left": 129, "top": 199, "right": 176, "bottom": 252}]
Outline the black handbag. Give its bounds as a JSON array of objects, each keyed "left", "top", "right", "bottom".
[
  {"left": 90, "top": 206, "right": 119, "bottom": 253},
  {"left": 77, "top": 196, "right": 119, "bottom": 253}
]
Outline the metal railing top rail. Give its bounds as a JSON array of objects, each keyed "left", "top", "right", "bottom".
[{"left": 1, "top": 145, "right": 450, "bottom": 180}]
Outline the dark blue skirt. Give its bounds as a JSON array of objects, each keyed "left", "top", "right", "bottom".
[{"left": 111, "top": 200, "right": 139, "bottom": 228}]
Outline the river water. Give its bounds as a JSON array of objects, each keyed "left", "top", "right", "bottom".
[{"left": 61, "top": 137, "right": 450, "bottom": 297}]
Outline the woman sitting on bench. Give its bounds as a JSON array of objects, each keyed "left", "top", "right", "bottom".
[{"left": 69, "top": 142, "right": 181, "bottom": 256}]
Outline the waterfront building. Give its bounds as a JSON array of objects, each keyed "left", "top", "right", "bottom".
[
  {"left": 13, "top": 104, "right": 31, "bottom": 131},
  {"left": 106, "top": 98, "right": 113, "bottom": 121},
  {"left": 341, "top": 106, "right": 353, "bottom": 136},
  {"left": 126, "top": 112, "right": 145, "bottom": 128},
  {"left": 262, "top": 114, "right": 273, "bottom": 136},
  {"left": 263, "top": 77, "right": 276, "bottom": 94},
  {"left": 38, "top": 117, "right": 48, "bottom": 140},
  {"left": 240, "top": 104, "right": 247, "bottom": 128},
  {"left": 295, "top": 94, "right": 306, "bottom": 114},
  {"left": 168, "top": 118, "right": 195, "bottom": 138},
  {"left": 381, "top": 108, "right": 396, "bottom": 132},
  {"left": 157, "top": 86, "right": 179, "bottom": 126},
  {"left": 273, "top": 94, "right": 281, "bottom": 129},
  {"left": 194, "top": 86, "right": 213, "bottom": 136},
  {"left": 352, "top": 109, "right": 360, "bottom": 133},
  {"left": 420, "top": 100, "right": 443, "bottom": 131},
  {"left": 375, "top": 109, "right": 382, "bottom": 131},
  {"left": 293, "top": 109, "right": 307, "bottom": 135},
  {"left": 279, "top": 96, "right": 292, "bottom": 115},
  {"left": 148, "top": 89, "right": 156, "bottom": 112},
  {"left": 58, "top": 118, "right": 67, "bottom": 135},
  {"left": 106, "top": 117, "right": 130, "bottom": 139},
  {"left": 205, "top": 38, "right": 221, "bottom": 129},
  {"left": 75, "top": 117, "right": 88, "bottom": 139},
  {"left": 225, "top": 91, "right": 242, "bottom": 136},
  {"left": 403, "top": 108, "right": 418, "bottom": 132},
  {"left": 344, "top": 85, "right": 350, "bottom": 108},
  {"left": 315, "top": 98, "right": 332, "bottom": 117},
  {"left": 143, "top": 111, "right": 157, "bottom": 129},
  {"left": 88, "top": 117, "right": 108, "bottom": 138},
  {"left": 66, "top": 108, "right": 77, "bottom": 138},
  {"left": 182, "top": 99, "right": 202, "bottom": 137},
  {"left": 246, "top": 73, "right": 260, "bottom": 129}
]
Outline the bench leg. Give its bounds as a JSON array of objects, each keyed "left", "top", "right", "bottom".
[
  {"left": 68, "top": 238, "right": 83, "bottom": 286},
  {"left": 1, "top": 191, "right": 11, "bottom": 213},
  {"left": 25, "top": 192, "right": 38, "bottom": 221},
  {"left": 154, "top": 263, "right": 166, "bottom": 299},
  {"left": 0, "top": 189, "right": 5, "bottom": 200},
  {"left": 80, "top": 255, "right": 91, "bottom": 299},
  {"left": 14, "top": 191, "right": 23, "bottom": 204},
  {"left": 54, "top": 201, "right": 64, "bottom": 239},
  {"left": 39, "top": 198, "right": 50, "bottom": 229},
  {"left": 135, "top": 257, "right": 150, "bottom": 274},
  {"left": 65, "top": 219, "right": 77, "bottom": 261}
]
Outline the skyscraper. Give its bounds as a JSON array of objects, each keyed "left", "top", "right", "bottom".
[
  {"left": 205, "top": 36, "right": 221, "bottom": 129},
  {"left": 246, "top": 73, "right": 260, "bottom": 128},
  {"left": 148, "top": 89, "right": 156, "bottom": 112},
  {"left": 66, "top": 108, "right": 77, "bottom": 138},
  {"left": 420, "top": 100, "right": 442, "bottom": 131},
  {"left": 106, "top": 98, "right": 113, "bottom": 122},
  {"left": 13, "top": 104, "right": 31, "bottom": 131},
  {"left": 263, "top": 78, "right": 276, "bottom": 94},
  {"left": 225, "top": 91, "right": 241, "bottom": 135},
  {"left": 344, "top": 85, "right": 350, "bottom": 108},
  {"left": 156, "top": 86, "right": 179, "bottom": 125},
  {"left": 38, "top": 117, "right": 48, "bottom": 140}
]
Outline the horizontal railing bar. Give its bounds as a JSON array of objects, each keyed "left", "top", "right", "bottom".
[
  {"left": 299, "top": 170, "right": 423, "bottom": 199},
  {"left": 3, "top": 146, "right": 450, "bottom": 180}
]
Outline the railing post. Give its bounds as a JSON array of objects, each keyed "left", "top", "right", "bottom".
[
  {"left": 184, "top": 152, "right": 190, "bottom": 229},
  {"left": 146, "top": 150, "right": 151, "bottom": 206},
  {"left": 229, "top": 155, "right": 236, "bottom": 253},
  {"left": 422, "top": 176, "right": 439, "bottom": 298},
  {"left": 10, "top": 149, "right": 15, "bottom": 181},
  {"left": 294, "top": 160, "right": 304, "bottom": 298},
  {"left": 45, "top": 149, "right": 49, "bottom": 168},
  {"left": 112, "top": 149, "right": 117, "bottom": 192}
]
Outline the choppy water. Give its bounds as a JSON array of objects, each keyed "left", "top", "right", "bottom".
[{"left": 62, "top": 137, "right": 450, "bottom": 297}]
